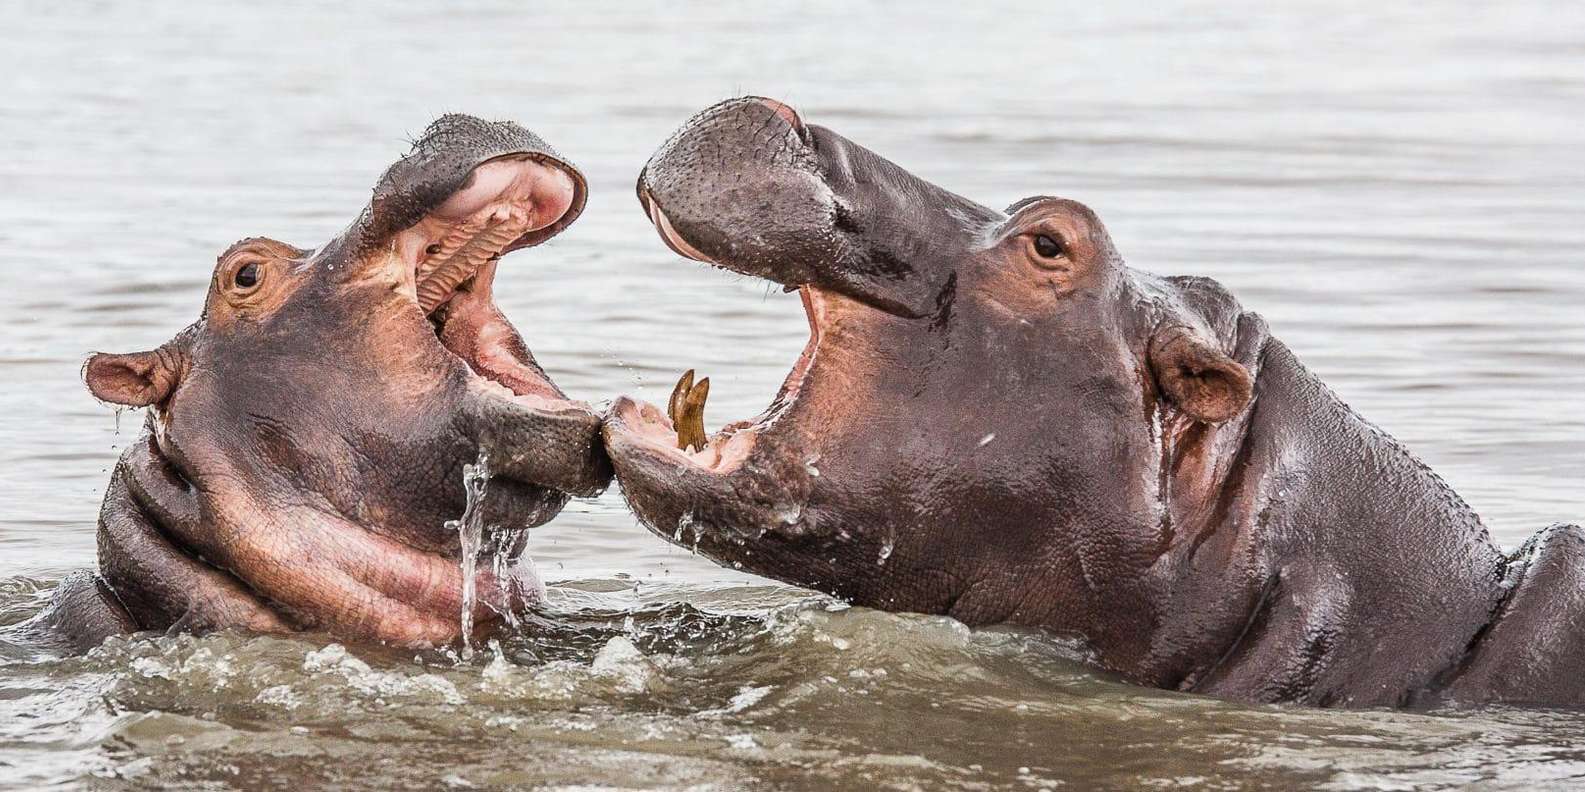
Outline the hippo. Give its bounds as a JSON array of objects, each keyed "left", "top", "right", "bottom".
[
  {"left": 16, "top": 114, "right": 610, "bottom": 651},
  {"left": 604, "top": 97, "right": 1585, "bottom": 709}
]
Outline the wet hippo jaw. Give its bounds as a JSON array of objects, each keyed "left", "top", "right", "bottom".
[
  {"left": 608, "top": 97, "right": 996, "bottom": 570},
  {"left": 352, "top": 115, "right": 612, "bottom": 500},
  {"left": 82, "top": 116, "right": 610, "bottom": 646}
]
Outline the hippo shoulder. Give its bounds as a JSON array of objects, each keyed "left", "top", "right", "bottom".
[{"left": 1440, "top": 524, "right": 1585, "bottom": 707}]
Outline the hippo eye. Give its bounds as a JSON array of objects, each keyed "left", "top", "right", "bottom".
[
  {"left": 1032, "top": 234, "right": 1065, "bottom": 259},
  {"left": 425, "top": 243, "right": 442, "bottom": 256},
  {"left": 234, "top": 263, "right": 260, "bottom": 289}
]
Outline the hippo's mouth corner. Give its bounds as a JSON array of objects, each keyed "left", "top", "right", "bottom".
[{"left": 607, "top": 203, "right": 832, "bottom": 478}]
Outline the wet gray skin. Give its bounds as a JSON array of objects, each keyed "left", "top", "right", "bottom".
[
  {"left": 606, "top": 96, "right": 1585, "bottom": 709},
  {"left": 17, "top": 115, "right": 611, "bottom": 650}
]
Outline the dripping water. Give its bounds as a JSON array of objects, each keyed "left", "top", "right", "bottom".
[
  {"left": 490, "top": 527, "right": 529, "bottom": 630},
  {"left": 445, "top": 449, "right": 490, "bottom": 656}
]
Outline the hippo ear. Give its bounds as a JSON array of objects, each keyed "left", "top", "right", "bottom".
[
  {"left": 83, "top": 349, "right": 182, "bottom": 407},
  {"left": 1148, "top": 328, "right": 1253, "bottom": 423}
]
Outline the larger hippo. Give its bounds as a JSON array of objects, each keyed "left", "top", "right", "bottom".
[
  {"left": 17, "top": 114, "right": 610, "bottom": 651},
  {"left": 605, "top": 97, "right": 1585, "bottom": 709}
]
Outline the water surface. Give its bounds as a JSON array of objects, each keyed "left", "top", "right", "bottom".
[{"left": 2, "top": 2, "right": 1583, "bottom": 789}]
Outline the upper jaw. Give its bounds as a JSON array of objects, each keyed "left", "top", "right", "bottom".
[
  {"left": 396, "top": 154, "right": 580, "bottom": 314},
  {"left": 369, "top": 114, "right": 589, "bottom": 256},
  {"left": 641, "top": 187, "right": 715, "bottom": 265}
]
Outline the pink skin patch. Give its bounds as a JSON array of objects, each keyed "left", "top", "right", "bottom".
[
  {"left": 395, "top": 156, "right": 578, "bottom": 313},
  {"left": 756, "top": 97, "right": 804, "bottom": 130},
  {"left": 648, "top": 201, "right": 713, "bottom": 263}
]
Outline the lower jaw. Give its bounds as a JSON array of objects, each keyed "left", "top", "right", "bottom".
[{"left": 614, "top": 284, "right": 828, "bottom": 475}]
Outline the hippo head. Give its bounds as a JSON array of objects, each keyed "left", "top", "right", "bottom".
[
  {"left": 85, "top": 115, "right": 610, "bottom": 645},
  {"left": 607, "top": 98, "right": 1260, "bottom": 668}
]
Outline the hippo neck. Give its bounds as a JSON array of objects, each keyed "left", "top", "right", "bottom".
[{"left": 1151, "top": 328, "right": 1510, "bottom": 704}]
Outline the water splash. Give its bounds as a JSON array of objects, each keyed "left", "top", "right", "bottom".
[
  {"left": 490, "top": 528, "right": 529, "bottom": 631},
  {"left": 444, "top": 449, "right": 490, "bottom": 656}
]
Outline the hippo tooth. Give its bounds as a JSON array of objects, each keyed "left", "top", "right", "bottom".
[
  {"left": 667, "top": 369, "right": 710, "bottom": 452},
  {"left": 668, "top": 369, "right": 695, "bottom": 428},
  {"left": 678, "top": 377, "right": 710, "bottom": 453}
]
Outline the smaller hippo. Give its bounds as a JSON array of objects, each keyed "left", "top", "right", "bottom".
[
  {"left": 606, "top": 97, "right": 1585, "bottom": 709},
  {"left": 18, "top": 115, "right": 610, "bottom": 651}
]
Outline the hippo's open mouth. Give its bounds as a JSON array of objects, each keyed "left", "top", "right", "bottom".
[
  {"left": 392, "top": 154, "right": 587, "bottom": 412},
  {"left": 610, "top": 198, "right": 832, "bottom": 476}
]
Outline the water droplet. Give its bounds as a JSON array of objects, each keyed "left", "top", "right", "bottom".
[
  {"left": 674, "top": 511, "right": 697, "bottom": 544},
  {"left": 774, "top": 503, "right": 802, "bottom": 526},
  {"left": 804, "top": 454, "right": 821, "bottom": 477},
  {"left": 977, "top": 433, "right": 996, "bottom": 448}
]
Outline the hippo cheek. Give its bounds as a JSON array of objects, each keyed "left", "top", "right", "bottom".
[
  {"left": 152, "top": 482, "right": 533, "bottom": 646},
  {"left": 98, "top": 433, "right": 293, "bottom": 634}
]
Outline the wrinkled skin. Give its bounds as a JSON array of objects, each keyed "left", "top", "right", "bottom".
[
  {"left": 606, "top": 97, "right": 1585, "bottom": 709},
  {"left": 17, "top": 115, "right": 611, "bottom": 651}
]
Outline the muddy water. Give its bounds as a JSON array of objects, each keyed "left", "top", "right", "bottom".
[{"left": 3, "top": 2, "right": 1584, "bottom": 789}]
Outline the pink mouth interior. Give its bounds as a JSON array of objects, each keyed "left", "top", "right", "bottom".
[
  {"left": 393, "top": 156, "right": 589, "bottom": 409},
  {"left": 621, "top": 204, "right": 829, "bottom": 474},
  {"left": 397, "top": 155, "right": 577, "bottom": 313}
]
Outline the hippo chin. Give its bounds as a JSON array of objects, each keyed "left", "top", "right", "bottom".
[
  {"left": 29, "top": 114, "right": 610, "bottom": 650},
  {"left": 605, "top": 97, "right": 1585, "bottom": 709}
]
